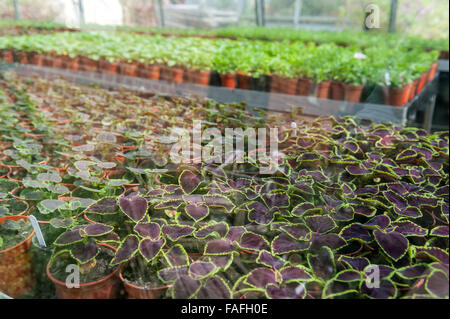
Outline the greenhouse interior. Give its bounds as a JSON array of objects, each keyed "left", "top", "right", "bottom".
[{"left": 0, "top": 0, "right": 448, "bottom": 301}]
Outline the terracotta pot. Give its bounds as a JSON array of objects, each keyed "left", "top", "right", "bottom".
[
  {"left": 0, "top": 215, "right": 35, "bottom": 298},
  {"left": 220, "top": 73, "right": 236, "bottom": 89},
  {"left": 330, "top": 81, "right": 345, "bottom": 100},
  {"left": 119, "top": 61, "right": 138, "bottom": 77},
  {"left": 79, "top": 56, "right": 99, "bottom": 73},
  {"left": 62, "top": 55, "right": 79, "bottom": 70},
  {"left": 46, "top": 244, "right": 120, "bottom": 299},
  {"left": 14, "top": 51, "right": 28, "bottom": 64},
  {"left": 171, "top": 67, "right": 184, "bottom": 83},
  {"left": 184, "top": 69, "right": 210, "bottom": 86},
  {"left": 98, "top": 58, "right": 118, "bottom": 74},
  {"left": 270, "top": 75, "right": 298, "bottom": 95},
  {"left": 408, "top": 80, "right": 419, "bottom": 102},
  {"left": 315, "top": 81, "right": 331, "bottom": 99},
  {"left": 297, "top": 77, "right": 312, "bottom": 96},
  {"left": 27, "top": 52, "right": 43, "bottom": 66},
  {"left": 52, "top": 54, "right": 64, "bottom": 69},
  {"left": 237, "top": 73, "right": 251, "bottom": 90},
  {"left": 344, "top": 84, "right": 364, "bottom": 103},
  {"left": 137, "top": 64, "right": 160, "bottom": 80},
  {"left": 0, "top": 198, "right": 29, "bottom": 216},
  {"left": 119, "top": 271, "right": 171, "bottom": 299},
  {"left": 427, "top": 62, "right": 439, "bottom": 82},
  {"left": 42, "top": 52, "right": 55, "bottom": 67},
  {"left": 1, "top": 49, "right": 14, "bottom": 63},
  {"left": 416, "top": 73, "right": 428, "bottom": 94},
  {"left": 387, "top": 84, "right": 411, "bottom": 107}
]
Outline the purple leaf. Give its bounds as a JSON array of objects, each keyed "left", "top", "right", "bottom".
[
  {"left": 196, "top": 277, "right": 231, "bottom": 299},
  {"left": 208, "top": 254, "right": 233, "bottom": 270},
  {"left": 239, "top": 232, "right": 269, "bottom": 251},
  {"left": 281, "top": 266, "right": 312, "bottom": 282},
  {"left": 172, "top": 275, "right": 201, "bottom": 299},
  {"left": 335, "top": 269, "right": 362, "bottom": 282},
  {"left": 305, "top": 215, "right": 336, "bottom": 234},
  {"left": 157, "top": 267, "right": 188, "bottom": 283},
  {"left": 383, "top": 191, "right": 407, "bottom": 211},
  {"left": 225, "top": 226, "right": 246, "bottom": 242},
  {"left": 430, "top": 226, "right": 449, "bottom": 237},
  {"left": 353, "top": 205, "right": 376, "bottom": 217},
  {"left": 392, "top": 221, "right": 427, "bottom": 237},
  {"left": 394, "top": 206, "right": 422, "bottom": 218},
  {"left": 308, "top": 247, "right": 335, "bottom": 280},
  {"left": 119, "top": 196, "right": 148, "bottom": 222},
  {"left": 70, "top": 240, "right": 99, "bottom": 264},
  {"left": 80, "top": 224, "right": 114, "bottom": 237},
  {"left": 195, "top": 222, "right": 229, "bottom": 239},
  {"left": 266, "top": 283, "right": 306, "bottom": 299},
  {"left": 246, "top": 268, "right": 278, "bottom": 289},
  {"left": 162, "top": 225, "right": 195, "bottom": 241},
  {"left": 257, "top": 250, "right": 285, "bottom": 270},
  {"left": 164, "top": 245, "right": 189, "bottom": 267},
  {"left": 364, "top": 215, "right": 391, "bottom": 230},
  {"left": 179, "top": 170, "right": 202, "bottom": 194},
  {"left": 139, "top": 238, "right": 164, "bottom": 262},
  {"left": 346, "top": 165, "right": 370, "bottom": 175},
  {"left": 291, "top": 202, "right": 319, "bottom": 217},
  {"left": 361, "top": 279, "right": 397, "bottom": 299},
  {"left": 204, "top": 239, "right": 234, "bottom": 255},
  {"left": 339, "top": 256, "right": 369, "bottom": 271},
  {"left": 407, "top": 195, "right": 439, "bottom": 208},
  {"left": 280, "top": 224, "right": 311, "bottom": 240},
  {"left": 185, "top": 204, "right": 209, "bottom": 221},
  {"left": 134, "top": 222, "right": 161, "bottom": 240},
  {"left": 340, "top": 223, "right": 373, "bottom": 243},
  {"left": 415, "top": 247, "right": 449, "bottom": 264},
  {"left": 248, "top": 202, "right": 273, "bottom": 225},
  {"left": 54, "top": 229, "right": 83, "bottom": 246},
  {"left": 332, "top": 206, "right": 355, "bottom": 222},
  {"left": 188, "top": 262, "right": 217, "bottom": 280},
  {"left": 110, "top": 235, "right": 139, "bottom": 266},
  {"left": 271, "top": 233, "right": 310, "bottom": 255},
  {"left": 86, "top": 197, "right": 118, "bottom": 215},
  {"left": 426, "top": 271, "right": 449, "bottom": 298},
  {"left": 374, "top": 230, "right": 408, "bottom": 261},
  {"left": 354, "top": 187, "right": 379, "bottom": 196},
  {"left": 397, "top": 264, "right": 429, "bottom": 279},
  {"left": 311, "top": 233, "right": 346, "bottom": 251}
]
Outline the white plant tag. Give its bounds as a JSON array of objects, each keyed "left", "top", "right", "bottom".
[{"left": 29, "top": 215, "right": 46, "bottom": 247}]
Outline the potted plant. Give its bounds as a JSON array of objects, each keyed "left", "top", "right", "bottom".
[{"left": 0, "top": 215, "right": 35, "bottom": 298}]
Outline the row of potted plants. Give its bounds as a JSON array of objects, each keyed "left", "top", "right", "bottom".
[
  {"left": 0, "top": 72, "right": 448, "bottom": 299},
  {"left": 0, "top": 31, "right": 440, "bottom": 106}
]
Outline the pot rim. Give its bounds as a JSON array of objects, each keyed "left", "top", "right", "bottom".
[
  {"left": 119, "top": 269, "right": 172, "bottom": 292},
  {"left": 46, "top": 243, "right": 119, "bottom": 288},
  {"left": 0, "top": 215, "right": 35, "bottom": 254}
]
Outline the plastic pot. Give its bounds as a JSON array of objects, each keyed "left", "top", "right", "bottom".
[
  {"left": 137, "top": 64, "right": 160, "bottom": 80},
  {"left": 330, "top": 81, "right": 345, "bottom": 100},
  {"left": 270, "top": 75, "right": 298, "bottom": 95},
  {"left": 14, "top": 51, "right": 29, "bottom": 64},
  {"left": 408, "top": 80, "right": 419, "bottom": 102},
  {"left": 237, "top": 73, "right": 251, "bottom": 90},
  {"left": 344, "top": 84, "right": 364, "bottom": 103},
  {"left": 119, "top": 61, "right": 138, "bottom": 77},
  {"left": 387, "top": 85, "right": 411, "bottom": 107},
  {"left": 1, "top": 49, "right": 14, "bottom": 63},
  {"left": 0, "top": 215, "right": 35, "bottom": 298},
  {"left": 98, "top": 58, "right": 118, "bottom": 74},
  {"left": 79, "top": 56, "right": 99, "bottom": 73},
  {"left": 184, "top": 69, "right": 210, "bottom": 86},
  {"left": 315, "top": 81, "right": 331, "bottom": 99},
  {"left": 62, "top": 55, "right": 79, "bottom": 71},
  {"left": 297, "top": 78, "right": 312, "bottom": 96},
  {"left": 51, "top": 54, "right": 64, "bottom": 69},
  {"left": 427, "top": 62, "right": 439, "bottom": 82},
  {"left": 46, "top": 244, "right": 120, "bottom": 299},
  {"left": 119, "top": 271, "right": 171, "bottom": 299},
  {"left": 42, "top": 52, "right": 54, "bottom": 67},
  {"left": 416, "top": 73, "right": 428, "bottom": 95},
  {"left": 28, "top": 52, "right": 44, "bottom": 66},
  {"left": 220, "top": 73, "right": 236, "bottom": 89}
]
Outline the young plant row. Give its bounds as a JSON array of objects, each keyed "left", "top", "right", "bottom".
[
  {"left": 0, "top": 31, "right": 441, "bottom": 105},
  {"left": 0, "top": 73, "right": 448, "bottom": 299}
]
